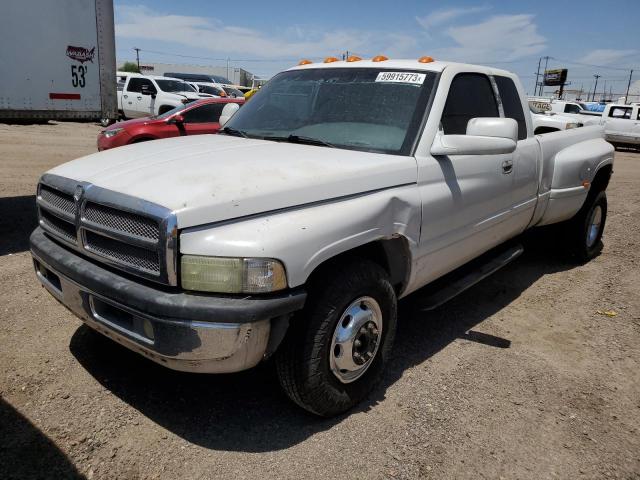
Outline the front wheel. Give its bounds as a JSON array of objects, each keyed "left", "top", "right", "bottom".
[
  {"left": 566, "top": 190, "right": 607, "bottom": 262},
  {"left": 276, "top": 260, "right": 397, "bottom": 417}
]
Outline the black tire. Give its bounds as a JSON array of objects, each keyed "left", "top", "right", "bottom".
[
  {"left": 566, "top": 190, "right": 607, "bottom": 262},
  {"left": 276, "top": 260, "right": 397, "bottom": 417}
]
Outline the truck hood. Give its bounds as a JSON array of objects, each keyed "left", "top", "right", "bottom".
[{"left": 49, "top": 135, "right": 417, "bottom": 229}]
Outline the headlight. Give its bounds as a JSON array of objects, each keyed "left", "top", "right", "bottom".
[
  {"left": 181, "top": 255, "right": 287, "bottom": 293},
  {"left": 565, "top": 122, "right": 580, "bottom": 129},
  {"left": 103, "top": 128, "right": 124, "bottom": 138}
]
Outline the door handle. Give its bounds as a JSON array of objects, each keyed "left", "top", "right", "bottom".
[
  {"left": 123, "top": 95, "right": 128, "bottom": 99},
  {"left": 502, "top": 159, "right": 513, "bottom": 174},
  {"left": 137, "top": 96, "right": 142, "bottom": 100}
]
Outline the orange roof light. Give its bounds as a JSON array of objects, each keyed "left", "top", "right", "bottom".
[
  {"left": 372, "top": 55, "right": 388, "bottom": 62},
  {"left": 324, "top": 56, "right": 339, "bottom": 63},
  {"left": 346, "top": 55, "right": 362, "bottom": 62},
  {"left": 298, "top": 59, "right": 313, "bottom": 65},
  {"left": 418, "top": 56, "right": 435, "bottom": 63}
]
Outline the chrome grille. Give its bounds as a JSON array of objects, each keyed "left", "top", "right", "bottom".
[
  {"left": 84, "top": 231, "right": 160, "bottom": 274},
  {"left": 39, "top": 185, "right": 76, "bottom": 217},
  {"left": 36, "top": 174, "right": 177, "bottom": 285},
  {"left": 39, "top": 209, "right": 77, "bottom": 244},
  {"left": 83, "top": 202, "right": 160, "bottom": 240}
]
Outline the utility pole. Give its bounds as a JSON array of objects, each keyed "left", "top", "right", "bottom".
[
  {"left": 226, "top": 57, "right": 230, "bottom": 82},
  {"left": 534, "top": 57, "right": 542, "bottom": 96},
  {"left": 625, "top": 69, "right": 634, "bottom": 104},
  {"left": 592, "top": 74, "right": 601, "bottom": 101},
  {"left": 134, "top": 47, "right": 141, "bottom": 71}
]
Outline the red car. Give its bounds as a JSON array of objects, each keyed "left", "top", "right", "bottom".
[{"left": 97, "top": 98, "right": 244, "bottom": 151}]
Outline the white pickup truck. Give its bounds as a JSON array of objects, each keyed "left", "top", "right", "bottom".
[
  {"left": 116, "top": 73, "right": 201, "bottom": 119},
  {"left": 599, "top": 103, "right": 640, "bottom": 148},
  {"left": 31, "top": 59, "right": 614, "bottom": 416}
]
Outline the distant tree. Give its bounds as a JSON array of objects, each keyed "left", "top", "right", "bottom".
[{"left": 119, "top": 61, "right": 140, "bottom": 73}]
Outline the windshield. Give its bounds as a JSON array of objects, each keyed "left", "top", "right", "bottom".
[
  {"left": 224, "top": 68, "right": 436, "bottom": 155},
  {"left": 153, "top": 104, "right": 187, "bottom": 119},
  {"left": 223, "top": 87, "right": 244, "bottom": 98},
  {"left": 197, "top": 84, "right": 225, "bottom": 96},
  {"left": 156, "top": 80, "right": 196, "bottom": 93}
]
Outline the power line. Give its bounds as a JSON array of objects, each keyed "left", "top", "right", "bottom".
[{"left": 551, "top": 56, "right": 638, "bottom": 71}]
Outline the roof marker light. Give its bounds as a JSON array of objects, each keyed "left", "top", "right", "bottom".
[
  {"left": 324, "top": 57, "right": 339, "bottom": 63},
  {"left": 418, "top": 56, "right": 435, "bottom": 63},
  {"left": 372, "top": 55, "right": 388, "bottom": 62},
  {"left": 298, "top": 59, "right": 313, "bottom": 65},
  {"left": 346, "top": 55, "right": 362, "bottom": 62}
]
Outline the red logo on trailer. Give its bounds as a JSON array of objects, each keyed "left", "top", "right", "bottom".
[{"left": 66, "top": 45, "right": 95, "bottom": 63}]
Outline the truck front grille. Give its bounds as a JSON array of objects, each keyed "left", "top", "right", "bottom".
[
  {"left": 83, "top": 231, "right": 161, "bottom": 274},
  {"left": 39, "top": 185, "right": 76, "bottom": 218},
  {"left": 36, "top": 175, "right": 177, "bottom": 285},
  {"left": 39, "top": 209, "right": 77, "bottom": 244},
  {"left": 83, "top": 202, "right": 160, "bottom": 240}
]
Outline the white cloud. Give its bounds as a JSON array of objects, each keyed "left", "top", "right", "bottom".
[
  {"left": 436, "top": 14, "right": 546, "bottom": 63},
  {"left": 115, "top": 5, "right": 417, "bottom": 60},
  {"left": 416, "top": 5, "right": 491, "bottom": 31},
  {"left": 580, "top": 49, "right": 638, "bottom": 66}
]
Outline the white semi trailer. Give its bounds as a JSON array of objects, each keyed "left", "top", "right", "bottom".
[{"left": 0, "top": 0, "right": 117, "bottom": 124}]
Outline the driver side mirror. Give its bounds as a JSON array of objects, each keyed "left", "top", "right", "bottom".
[
  {"left": 219, "top": 103, "right": 240, "bottom": 127},
  {"left": 140, "top": 84, "right": 156, "bottom": 98},
  {"left": 167, "top": 114, "right": 184, "bottom": 125},
  {"left": 431, "top": 117, "right": 518, "bottom": 156}
]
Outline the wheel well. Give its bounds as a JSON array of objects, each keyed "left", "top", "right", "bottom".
[
  {"left": 590, "top": 164, "right": 613, "bottom": 196},
  {"left": 306, "top": 237, "right": 411, "bottom": 295},
  {"left": 534, "top": 127, "right": 559, "bottom": 135}
]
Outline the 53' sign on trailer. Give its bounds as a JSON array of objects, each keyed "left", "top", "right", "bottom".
[{"left": 0, "top": 0, "right": 117, "bottom": 122}]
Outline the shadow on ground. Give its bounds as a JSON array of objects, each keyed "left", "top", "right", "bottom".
[
  {"left": 68, "top": 229, "right": 579, "bottom": 453},
  {"left": 0, "top": 195, "right": 37, "bottom": 256},
  {"left": 0, "top": 398, "right": 85, "bottom": 480}
]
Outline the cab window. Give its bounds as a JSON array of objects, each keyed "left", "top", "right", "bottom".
[
  {"left": 182, "top": 103, "right": 226, "bottom": 123},
  {"left": 441, "top": 73, "right": 499, "bottom": 135},
  {"left": 127, "top": 78, "right": 155, "bottom": 94},
  {"left": 564, "top": 104, "right": 582, "bottom": 114},
  {"left": 494, "top": 76, "right": 527, "bottom": 140},
  {"left": 609, "top": 106, "right": 632, "bottom": 119}
]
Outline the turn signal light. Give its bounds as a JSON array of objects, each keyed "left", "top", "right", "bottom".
[
  {"left": 346, "top": 56, "right": 362, "bottom": 62},
  {"left": 372, "top": 55, "right": 388, "bottom": 62},
  {"left": 324, "top": 57, "right": 339, "bottom": 63},
  {"left": 418, "top": 56, "right": 435, "bottom": 63},
  {"left": 298, "top": 59, "right": 313, "bottom": 65}
]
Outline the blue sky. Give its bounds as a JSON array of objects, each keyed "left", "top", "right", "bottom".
[{"left": 114, "top": 0, "right": 640, "bottom": 95}]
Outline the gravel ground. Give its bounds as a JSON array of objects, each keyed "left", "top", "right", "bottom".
[{"left": 1, "top": 121, "right": 639, "bottom": 480}]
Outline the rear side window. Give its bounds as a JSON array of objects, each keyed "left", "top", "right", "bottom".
[
  {"left": 494, "top": 76, "right": 527, "bottom": 140},
  {"left": 609, "top": 107, "right": 632, "bottom": 119},
  {"left": 182, "top": 103, "right": 226, "bottom": 123},
  {"left": 441, "top": 73, "right": 499, "bottom": 134}
]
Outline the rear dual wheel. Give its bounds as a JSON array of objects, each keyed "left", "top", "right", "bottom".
[{"left": 276, "top": 260, "right": 397, "bottom": 417}]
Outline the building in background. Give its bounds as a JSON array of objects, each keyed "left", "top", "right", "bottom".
[{"left": 120, "top": 61, "right": 268, "bottom": 87}]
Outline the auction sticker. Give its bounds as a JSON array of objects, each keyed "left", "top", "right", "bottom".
[{"left": 375, "top": 72, "right": 426, "bottom": 84}]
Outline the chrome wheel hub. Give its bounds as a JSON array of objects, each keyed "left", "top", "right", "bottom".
[
  {"left": 329, "top": 296, "right": 383, "bottom": 384},
  {"left": 587, "top": 205, "right": 602, "bottom": 248}
]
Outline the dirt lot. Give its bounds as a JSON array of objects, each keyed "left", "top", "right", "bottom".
[{"left": 1, "top": 121, "right": 639, "bottom": 480}]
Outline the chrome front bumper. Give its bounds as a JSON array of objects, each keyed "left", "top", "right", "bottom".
[{"left": 30, "top": 228, "right": 306, "bottom": 373}]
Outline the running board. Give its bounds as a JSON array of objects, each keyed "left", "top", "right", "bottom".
[{"left": 415, "top": 243, "right": 524, "bottom": 311}]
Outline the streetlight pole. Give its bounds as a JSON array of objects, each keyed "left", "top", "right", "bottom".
[
  {"left": 534, "top": 57, "right": 542, "bottom": 96},
  {"left": 592, "top": 74, "right": 601, "bottom": 101},
  {"left": 625, "top": 70, "right": 634, "bottom": 104}
]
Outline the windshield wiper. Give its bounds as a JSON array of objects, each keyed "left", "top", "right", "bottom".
[
  {"left": 260, "top": 134, "right": 336, "bottom": 148},
  {"left": 220, "top": 126, "right": 249, "bottom": 138},
  {"left": 287, "top": 135, "right": 336, "bottom": 148}
]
